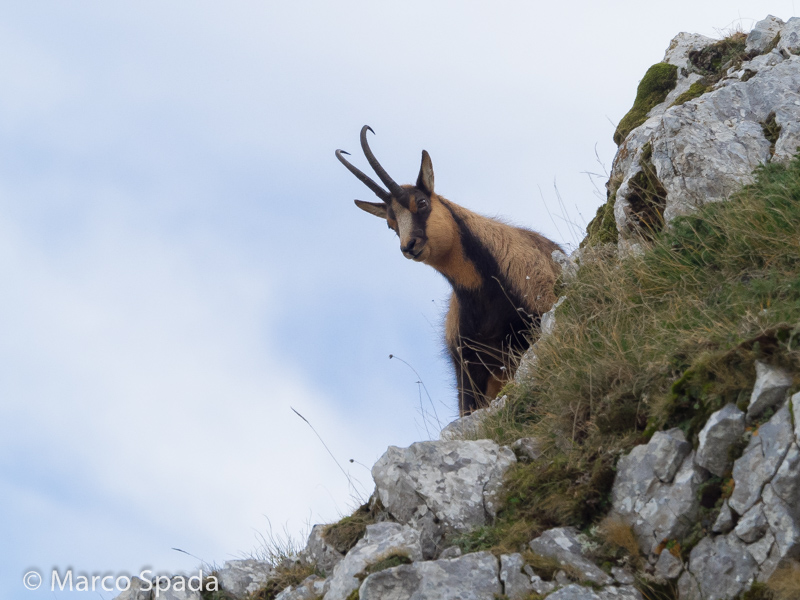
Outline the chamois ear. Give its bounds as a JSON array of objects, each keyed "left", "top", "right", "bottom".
[
  {"left": 416, "top": 150, "right": 434, "bottom": 196},
  {"left": 354, "top": 199, "right": 388, "bottom": 219}
]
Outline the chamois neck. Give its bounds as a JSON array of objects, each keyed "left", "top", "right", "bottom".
[{"left": 425, "top": 198, "right": 484, "bottom": 291}]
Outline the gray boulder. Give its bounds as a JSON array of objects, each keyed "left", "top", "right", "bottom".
[
  {"left": 303, "top": 524, "right": 344, "bottom": 575},
  {"left": 499, "top": 553, "right": 533, "bottom": 600},
  {"left": 546, "top": 585, "right": 602, "bottom": 600},
  {"left": 745, "top": 15, "right": 784, "bottom": 54},
  {"left": 654, "top": 549, "right": 683, "bottom": 580},
  {"left": 747, "top": 361, "right": 792, "bottom": 420},
  {"left": 695, "top": 403, "right": 745, "bottom": 477},
  {"left": 274, "top": 575, "right": 325, "bottom": 600},
  {"left": 324, "top": 522, "right": 422, "bottom": 600},
  {"left": 153, "top": 578, "right": 203, "bottom": 600},
  {"left": 511, "top": 437, "right": 543, "bottom": 462},
  {"left": 217, "top": 559, "right": 273, "bottom": 598},
  {"left": 712, "top": 499, "right": 735, "bottom": 534},
  {"left": 762, "top": 483, "right": 800, "bottom": 559},
  {"left": 686, "top": 535, "right": 759, "bottom": 599},
  {"left": 372, "top": 439, "right": 515, "bottom": 556},
  {"left": 115, "top": 577, "right": 152, "bottom": 600},
  {"left": 734, "top": 503, "right": 768, "bottom": 544},
  {"left": 611, "top": 430, "right": 708, "bottom": 555},
  {"left": 729, "top": 401, "right": 794, "bottom": 515},
  {"left": 528, "top": 527, "right": 613, "bottom": 586},
  {"left": 778, "top": 17, "right": 800, "bottom": 54},
  {"left": 358, "top": 551, "right": 500, "bottom": 600},
  {"left": 609, "top": 25, "right": 800, "bottom": 248}
]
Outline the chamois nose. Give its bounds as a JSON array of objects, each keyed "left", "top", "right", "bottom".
[{"left": 401, "top": 237, "right": 421, "bottom": 256}]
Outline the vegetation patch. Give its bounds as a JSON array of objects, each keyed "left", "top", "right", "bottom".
[
  {"left": 765, "top": 560, "right": 800, "bottom": 599},
  {"left": 761, "top": 112, "right": 782, "bottom": 158},
  {"left": 323, "top": 500, "right": 384, "bottom": 554},
  {"left": 471, "top": 154, "right": 800, "bottom": 560},
  {"left": 625, "top": 143, "right": 668, "bottom": 238},
  {"left": 582, "top": 193, "right": 618, "bottom": 248},
  {"left": 670, "top": 81, "right": 709, "bottom": 107},
  {"left": 357, "top": 554, "right": 412, "bottom": 580},
  {"left": 689, "top": 32, "right": 748, "bottom": 83},
  {"left": 614, "top": 63, "right": 678, "bottom": 145},
  {"left": 251, "top": 561, "right": 318, "bottom": 600}
]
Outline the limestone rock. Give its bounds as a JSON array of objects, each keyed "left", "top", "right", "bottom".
[
  {"left": 598, "top": 587, "right": 644, "bottom": 600},
  {"left": 541, "top": 295, "right": 567, "bottom": 337},
  {"left": 772, "top": 442, "right": 800, "bottom": 504},
  {"left": 511, "top": 437, "right": 543, "bottom": 462},
  {"left": 499, "top": 553, "right": 533, "bottom": 600},
  {"left": 439, "top": 396, "right": 507, "bottom": 440},
  {"left": 546, "top": 584, "right": 603, "bottom": 600},
  {"left": 712, "top": 500, "right": 735, "bottom": 534},
  {"left": 611, "top": 567, "right": 635, "bottom": 586},
  {"left": 303, "top": 524, "right": 344, "bottom": 575},
  {"left": 217, "top": 559, "right": 273, "bottom": 598},
  {"left": 687, "top": 535, "right": 759, "bottom": 599},
  {"left": 324, "top": 522, "right": 422, "bottom": 600},
  {"left": 761, "top": 483, "right": 800, "bottom": 559},
  {"left": 611, "top": 435, "right": 708, "bottom": 554},
  {"left": 747, "top": 361, "right": 792, "bottom": 420},
  {"left": 553, "top": 249, "right": 578, "bottom": 283},
  {"left": 372, "top": 439, "right": 515, "bottom": 556},
  {"left": 274, "top": 575, "right": 325, "bottom": 600},
  {"left": 528, "top": 527, "right": 613, "bottom": 586},
  {"left": 695, "top": 403, "right": 745, "bottom": 477},
  {"left": 609, "top": 25, "right": 800, "bottom": 246},
  {"left": 654, "top": 549, "right": 683, "bottom": 580},
  {"left": 729, "top": 402, "right": 794, "bottom": 515},
  {"left": 746, "top": 15, "right": 784, "bottom": 54},
  {"left": 677, "top": 571, "right": 701, "bottom": 600},
  {"left": 438, "top": 546, "right": 462, "bottom": 559},
  {"left": 650, "top": 429, "right": 692, "bottom": 482},
  {"left": 778, "top": 17, "right": 800, "bottom": 54},
  {"left": 746, "top": 530, "right": 775, "bottom": 566},
  {"left": 358, "top": 551, "right": 500, "bottom": 600},
  {"left": 154, "top": 578, "right": 203, "bottom": 600},
  {"left": 734, "top": 503, "right": 769, "bottom": 543},
  {"left": 523, "top": 564, "right": 557, "bottom": 596},
  {"left": 115, "top": 577, "right": 152, "bottom": 600}
]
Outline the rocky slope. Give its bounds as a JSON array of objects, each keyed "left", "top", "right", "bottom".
[{"left": 114, "top": 17, "right": 800, "bottom": 600}]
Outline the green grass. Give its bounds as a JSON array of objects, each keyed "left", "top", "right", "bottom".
[{"left": 471, "top": 153, "right": 800, "bottom": 555}]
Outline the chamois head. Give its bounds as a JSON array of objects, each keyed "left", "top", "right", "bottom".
[{"left": 337, "top": 126, "right": 457, "bottom": 265}]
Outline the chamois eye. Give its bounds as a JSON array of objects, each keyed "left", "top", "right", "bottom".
[{"left": 417, "top": 197, "right": 428, "bottom": 210}]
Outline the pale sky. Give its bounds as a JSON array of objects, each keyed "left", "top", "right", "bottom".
[{"left": 1, "top": 2, "right": 793, "bottom": 599}]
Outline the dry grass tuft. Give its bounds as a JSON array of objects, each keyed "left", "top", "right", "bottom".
[
  {"left": 767, "top": 560, "right": 800, "bottom": 600},
  {"left": 598, "top": 515, "right": 642, "bottom": 563}
]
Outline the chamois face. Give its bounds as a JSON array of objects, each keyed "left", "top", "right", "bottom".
[{"left": 354, "top": 152, "right": 457, "bottom": 265}]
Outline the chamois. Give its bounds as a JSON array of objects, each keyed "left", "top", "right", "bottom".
[{"left": 337, "top": 126, "right": 561, "bottom": 416}]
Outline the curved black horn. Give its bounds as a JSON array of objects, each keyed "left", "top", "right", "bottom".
[
  {"left": 360, "top": 126, "right": 408, "bottom": 201},
  {"left": 335, "top": 149, "right": 391, "bottom": 202}
]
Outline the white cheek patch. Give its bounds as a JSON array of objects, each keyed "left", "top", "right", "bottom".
[{"left": 393, "top": 202, "right": 415, "bottom": 243}]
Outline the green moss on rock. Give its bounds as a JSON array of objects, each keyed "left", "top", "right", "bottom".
[
  {"left": 614, "top": 63, "right": 678, "bottom": 146},
  {"left": 671, "top": 81, "right": 709, "bottom": 107},
  {"left": 582, "top": 194, "right": 618, "bottom": 248}
]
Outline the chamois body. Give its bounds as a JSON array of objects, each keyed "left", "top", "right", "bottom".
[{"left": 337, "top": 126, "right": 561, "bottom": 415}]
